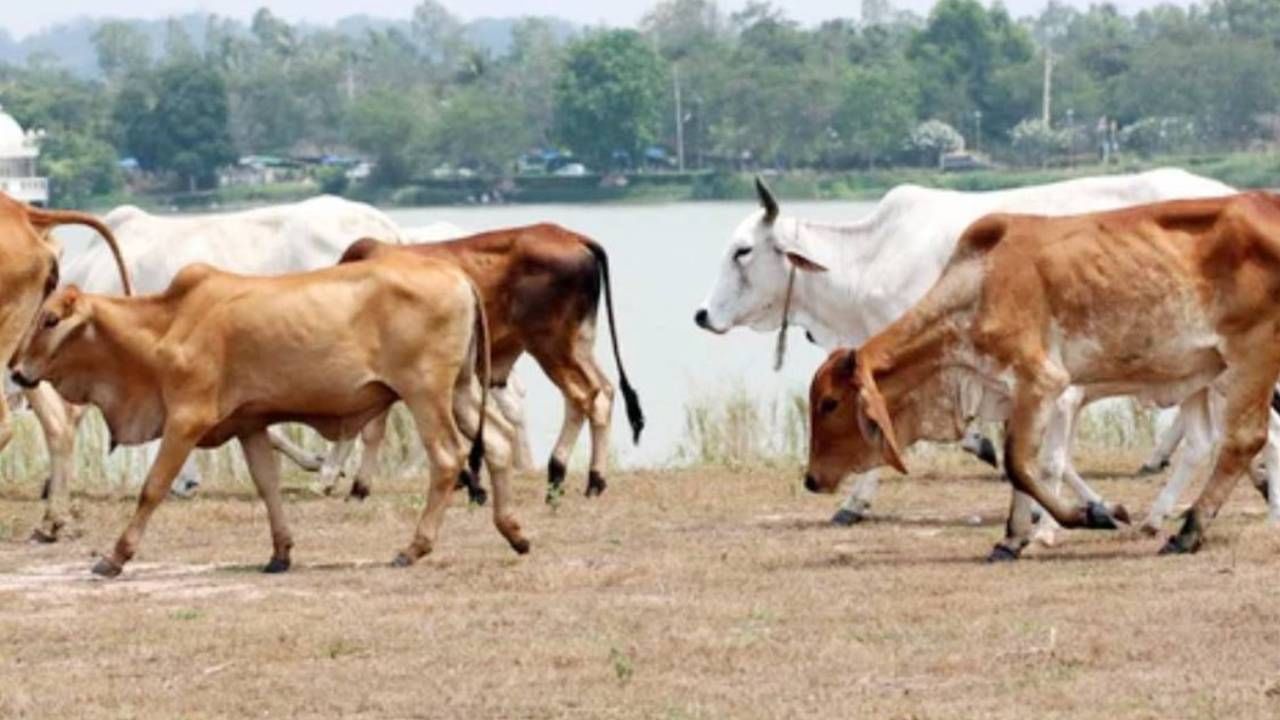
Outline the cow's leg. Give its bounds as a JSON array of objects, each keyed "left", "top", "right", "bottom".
[
  {"left": 1251, "top": 409, "right": 1280, "bottom": 523},
  {"left": 1162, "top": 365, "right": 1276, "bottom": 555},
  {"left": 26, "top": 384, "right": 79, "bottom": 542},
  {"left": 1033, "top": 388, "right": 1109, "bottom": 547},
  {"left": 990, "top": 367, "right": 1126, "bottom": 561},
  {"left": 394, "top": 394, "right": 468, "bottom": 566},
  {"left": 94, "top": 420, "right": 203, "bottom": 577},
  {"left": 267, "top": 428, "right": 325, "bottom": 473},
  {"left": 494, "top": 379, "right": 535, "bottom": 473},
  {"left": 1139, "top": 408, "right": 1185, "bottom": 476},
  {"left": 239, "top": 430, "right": 294, "bottom": 573},
  {"left": 317, "top": 440, "right": 356, "bottom": 496},
  {"left": 1142, "top": 391, "right": 1213, "bottom": 535},
  {"left": 545, "top": 395, "right": 586, "bottom": 502},
  {"left": 832, "top": 472, "right": 879, "bottom": 525},
  {"left": 582, "top": 362, "right": 616, "bottom": 498},
  {"left": 348, "top": 410, "right": 389, "bottom": 500},
  {"left": 453, "top": 379, "right": 528, "bottom": 554}
]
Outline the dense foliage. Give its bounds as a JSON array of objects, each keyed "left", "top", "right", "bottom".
[{"left": 0, "top": 0, "right": 1278, "bottom": 204}]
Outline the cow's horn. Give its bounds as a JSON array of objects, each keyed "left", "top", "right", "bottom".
[{"left": 755, "top": 176, "right": 779, "bottom": 225}]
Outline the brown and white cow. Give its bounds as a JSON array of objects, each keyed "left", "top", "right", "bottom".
[
  {"left": 10, "top": 254, "right": 527, "bottom": 577},
  {"left": 803, "top": 193, "right": 1280, "bottom": 559},
  {"left": 0, "top": 193, "right": 132, "bottom": 456},
  {"left": 339, "top": 223, "right": 644, "bottom": 501}
]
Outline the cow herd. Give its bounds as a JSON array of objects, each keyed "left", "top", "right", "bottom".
[{"left": 0, "top": 166, "right": 1277, "bottom": 576}]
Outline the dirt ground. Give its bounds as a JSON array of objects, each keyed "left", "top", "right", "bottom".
[{"left": 2, "top": 449, "right": 1280, "bottom": 719}]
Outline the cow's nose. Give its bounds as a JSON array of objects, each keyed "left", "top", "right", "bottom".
[
  {"left": 10, "top": 371, "right": 36, "bottom": 390},
  {"left": 694, "top": 308, "right": 711, "bottom": 330},
  {"left": 804, "top": 474, "right": 819, "bottom": 493}
]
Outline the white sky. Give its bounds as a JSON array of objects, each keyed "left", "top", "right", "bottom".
[{"left": 2, "top": 0, "right": 1190, "bottom": 38}]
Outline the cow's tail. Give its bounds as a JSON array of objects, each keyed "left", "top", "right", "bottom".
[
  {"left": 26, "top": 207, "right": 134, "bottom": 296},
  {"left": 583, "top": 240, "right": 644, "bottom": 444},
  {"left": 465, "top": 279, "right": 490, "bottom": 491}
]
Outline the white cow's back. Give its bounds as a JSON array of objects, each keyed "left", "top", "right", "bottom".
[{"left": 66, "top": 195, "right": 405, "bottom": 294}]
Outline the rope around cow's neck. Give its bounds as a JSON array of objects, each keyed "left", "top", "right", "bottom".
[{"left": 774, "top": 265, "right": 797, "bottom": 371}]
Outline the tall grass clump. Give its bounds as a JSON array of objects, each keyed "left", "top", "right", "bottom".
[{"left": 674, "top": 381, "right": 808, "bottom": 468}]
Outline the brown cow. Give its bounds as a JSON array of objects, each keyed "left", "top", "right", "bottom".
[
  {"left": 339, "top": 223, "right": 643, "bottom": 501},
  {"left": 11, "top": 254, "right": 527, "bottom": 577},
  {"left": 803, "top": 192, "right": 1280, "bottom": 559},
  {"left": 0, "top": 193, "right": 132, "bottom": 458}
]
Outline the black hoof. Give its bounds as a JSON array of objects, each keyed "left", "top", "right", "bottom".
[
  {"left": 1256, "top": 480, "right": 1271, "bottom": 503},
  {"left": 510, "top": 538, "right": 531, "bottom": 555},
  {"left": 976, "top": 438, "right": 998, "bottom": 468},
  {"left": 91, "top": 557, "right": 122, "bottom": 578},
  {"left": 27, "top": 528, "right": 58, "bottom": 544},
  {"left": 468, "top": 486, "right": 488, "bottom": 507},
  {"left": 348, "top": 482, "right": 370, "bottom": 501},
  {"left": 1084, "top": 501, "right": 1120, "bottom": 530},
  {"left": 1158, "top": 535, "right": 1199, "bottom": 555},
  {"left": 262, "top": 557, "right": 291, "bottom": 574},
  {"left": 390, "top": 552, "right": 414, "bottom": 568},
  {"left": 39, "top": 475, "right": 52, "bottom": 500},
  {"left": 830, "top": 508, "right": 865, "bottom": 526},
  {"left": 547, "top": 457, "right": 567, "bottom": 489},
  {"left": 986, "top": 544, "right": 1022, "bottom": 563},
  {"left": 1137, "top": 459, "right": 1170, "bottom": 477},
  {"left": 585, "top": 471, "right": 606, "bottom": 497}
]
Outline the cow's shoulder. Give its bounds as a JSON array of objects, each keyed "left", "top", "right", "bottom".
[{"left": 164, "top": 262, "right": 223, "bottom": 298}]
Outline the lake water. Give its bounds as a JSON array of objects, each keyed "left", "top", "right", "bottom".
[{"left": 54, "top": 200, "right": 877, "bottom": 470}]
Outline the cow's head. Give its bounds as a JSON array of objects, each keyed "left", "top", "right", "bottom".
[
  {"left": 694, "top": 177, "right": 829, "bottom": 335},
  {"left": 11, "top": 287, "right": 93, "bottom": 391},
  {"left": 803, "top": 347, "right": 906, "bottom": 493}
]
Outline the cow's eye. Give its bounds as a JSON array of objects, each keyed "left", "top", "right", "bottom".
[
  {"left": 733, "top": 246, "right": 752, "bottom": 263},
  {"left": 42, "top": 313, "right": 59, "bottom": 329},
  {"left": 819, "top": 397, "right": 838, "bottom": 415}
]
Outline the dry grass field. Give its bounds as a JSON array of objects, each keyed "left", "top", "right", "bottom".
[{"left": 2, "top": 448, "right": 1280, "bottom": 719}]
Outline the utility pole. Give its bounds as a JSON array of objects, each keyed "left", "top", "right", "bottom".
[
  {"left": 1042, "top": 50, "right": 1053, "bottom": 127},
  {"left": 673, "top": 63, "right": 685, "bottom": 172}
]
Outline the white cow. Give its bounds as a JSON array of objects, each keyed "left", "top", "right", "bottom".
[
  {"left": 695, "top": 170, "right": 1276, "bottom": 536},
  {"left": 24, "top": 199, "right": 530, "bottom": 540}
]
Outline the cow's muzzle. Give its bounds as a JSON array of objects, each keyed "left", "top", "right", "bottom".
[
  {"left": 804, "top": 473, "right": 820, "bottom": 494},
  {"left": 694, "top": 308, "right": 726, "bottom": 334},
  {"left": 10, "top": 371, "right": 37, "bottom": 390}
]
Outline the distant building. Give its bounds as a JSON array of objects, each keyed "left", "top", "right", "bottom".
[{"left": 0, "top": 106, "right": 47, "bottom": 206}]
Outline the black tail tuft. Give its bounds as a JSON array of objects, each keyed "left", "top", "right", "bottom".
[
  {"left": 621, "top": 379, "right": 644, "bottom": 444},
  {"left": 467, "top": 433, "right": 484, "bottom": 478}
]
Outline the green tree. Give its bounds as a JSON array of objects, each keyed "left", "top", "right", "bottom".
[
  {"left": 832, "top": 63, "right": 919, "bottom": 166},
  {"left": 348, "top": 88, "right": 425, "bottom": 186},
  {"left": 91, "top": 21, "right": 152, "bottom": 82},
  {"left": 554, "top": 30, "right": 665, "bottom": 169},
  {"left": 427, "top": 85, "right": 533, "bottom": 175}
]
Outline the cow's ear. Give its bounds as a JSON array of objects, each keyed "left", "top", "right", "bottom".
[
  {"left": 857, "top": 373, "right": 907, "bottom": 475},
  {"left": 785, "top": 251, "right": 828, "bottom": 273}
]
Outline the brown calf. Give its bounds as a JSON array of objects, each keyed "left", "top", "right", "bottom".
[
  {"left": 0, "top": 194, "right": 132, "bottom": 459},
  {"left": 804, "top": 193, "right": 1280, "bottom": 559},
  {"left": 12, "top": 255, "right": 526, "bottom": 577},
  {"left": 341, "top": 223, "right": 643, "bottom": 501}
]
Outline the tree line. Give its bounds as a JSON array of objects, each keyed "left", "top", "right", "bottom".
[{"left": 1, "top": 0, "right": 1279, "bottom": 205}]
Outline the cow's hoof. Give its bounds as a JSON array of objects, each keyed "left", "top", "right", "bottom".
[
  {"left": 262, "top": 557, "right": 291, "bottom": 574},
  {"left": 1139, "top": 520, "right": 1163, "bottom": 537},
  {"left": 585, "top": 471, "right": 606, "bottom": 497},
  {"left": 1084, "top": 501, "right": 1123, "bottom": 530},
  {"left": 986, "top": 544, "right": 1021, "bottom": 563},
  {"left": 509, "top": 538, "right": 531, "bottom": 555},
  {"left": 468, "top": 487, "right": 488, "bottom": 507},
  {"left": 91, "top": 557, "right": 123, "bottom": 578},
  {"left": 27, "top": 527, "right": 59, "bottom": 544},
  {"left": 1158, "top": 535, "right": 1200, "bottom": 555},
  {"left": 390, "top": 552, "right": 414, "bottom": 568},
  {"left": 1254, "top": 481, "right": 1271, "bottom": 503},
  {"left": 831, "top": 508, "right": 865, "bottom": 526},
  {"left": 348, "top": 482, "right": 370, "bottom": 501},
  {"left": 976, "top": 438, "right": 998, "bottom": 468},
  {"left": 1137, "top": 460, "right": 1169, "bottom": 477}
]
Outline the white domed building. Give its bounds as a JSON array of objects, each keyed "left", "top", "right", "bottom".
[{"left": 0, "top": 106, "right": 47, "bottom": 206}]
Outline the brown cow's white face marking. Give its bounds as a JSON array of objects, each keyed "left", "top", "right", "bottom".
[{"left": 13, "top": 287, "right": 90, "bottom": 389}]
